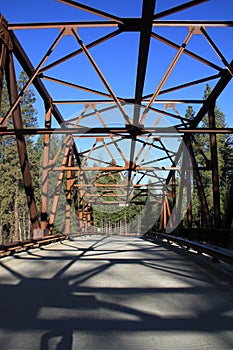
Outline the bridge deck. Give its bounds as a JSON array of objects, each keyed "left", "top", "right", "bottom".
[{"left": 0, "top": 235, "right": 233, "bottom": 350}]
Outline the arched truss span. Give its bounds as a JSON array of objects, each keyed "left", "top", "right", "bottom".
[{"left": 0, "top": 0, "right": 233, "bottom": 238}]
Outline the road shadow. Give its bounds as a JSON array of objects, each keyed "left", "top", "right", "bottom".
[{"left": 0, "top": 236, "right": 233, "bottom": 349}]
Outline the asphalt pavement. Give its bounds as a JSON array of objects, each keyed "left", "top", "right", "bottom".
[{"left": 0, "top": 235, "right": 233, "bottom": 350}]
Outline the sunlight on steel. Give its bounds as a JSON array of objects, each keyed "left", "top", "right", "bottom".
[{"left": 0, "top": 0, "right": 233, "bottom": 236}]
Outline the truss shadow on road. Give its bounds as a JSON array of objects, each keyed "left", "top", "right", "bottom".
[{"left": 0, "top": 235, "right": 233, "bottom": 350}]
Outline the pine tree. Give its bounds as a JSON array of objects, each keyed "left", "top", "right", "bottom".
[
  {"left": 185, "top": 84, "right": 232, "bottom": 228},
  {"left": 0, "top": 71, "right": 39, "bottom": 243}
]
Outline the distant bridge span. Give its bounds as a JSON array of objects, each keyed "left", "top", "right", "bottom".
[{"left": 0, "top": 235, "right": 233, "bottom": 350}]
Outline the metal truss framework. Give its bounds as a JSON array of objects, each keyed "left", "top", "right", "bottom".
[{"left": 0, "top": 0, "right": 233, "bottom": 239}]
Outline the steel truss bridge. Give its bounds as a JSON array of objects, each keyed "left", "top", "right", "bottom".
[{"left": 0, "top": 0, "right": 233, "bottom": 246}]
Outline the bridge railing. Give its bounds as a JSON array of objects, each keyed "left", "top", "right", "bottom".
[
  {"left": 1, "top": 231, "right": 233, "bottom": 267},
  {"left": 145, "top": 231, "right": 233, "bottom": 266},
  {"left": 0, "top": 234, "right": 66, "bottom": 257}
]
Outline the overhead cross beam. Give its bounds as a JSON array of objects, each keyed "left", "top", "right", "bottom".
[
  {"left": 127, "top": 0, "right": 156, "bottom": 202},
  {"left": 154, "top": 0, "right": 209, "bottom": 20}
]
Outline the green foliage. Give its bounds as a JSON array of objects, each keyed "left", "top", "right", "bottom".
[
  {"left": 0, "top": 72, "right": 40, "bottom": 243},
  {"left": 185, "top": 84, "right": 233, "bottom": 227},
  {"left": 92, "top": 165, "right": 147, "bottom": 232}
]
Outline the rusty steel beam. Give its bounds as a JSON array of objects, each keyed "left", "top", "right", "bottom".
[
  {"left": 174, "top": 149, "right": 189, "bottom": 229},
  {"left": 77, "top": 172, "right": 84, "bottom": 233},
  {"left": 145, "top": 29, "right": 194, "bottom": 112},
  {"left": 0, "top": 0, "right": 232, "bottom": 239},
  {"left": 129, "top": 133, "right": 156, "bottom": 190},
  {"left": 0, "top": 16, "right": 10, "bottom": 119},
  {"left": 56, "top": 0, "right": 124, "bottom": 24},
  {"left": 185, "top": 136, "right": 212, "bottom": 227},
  {"left": 72, "top": 29, "right": 130, "bottom": 124},
  {"left": 0, "top": 15, "right": 13, "bottom": 56},
  {"left": 8, "top": 21, "right": 119, "bottom": 30},
  {"left": 79, "top": 194, "right": 130, "bottom": 198},
  {"left": 1, "top": 127, "right": 233, "bottom": 136},
  {"left": 93, "top": 105, "right": 128, "bottom": 165},
  {"left": 144, "top": 73, "right": 222, "bottom": 99},
  {"left": 151, "top": 32, "right": 222, "bottom": 72},
  {"left": 1, "top": 28, "right": 65, "bottom": 126},
  {"left": 8, "top": 28, "right": 66, "bottom": 126},
  {"left": 180, "top": 128, "right": 233, "bottom": 134},
  {"left": 152, "top": 20, "right": 233, "bottom": 27},
  {"left": 42, "top": 76, "right": 112, "bottom": 99},
  {"left": 136, "top": 138, "right": 176, "bottom": 157},
  {"left": 190, "top": 135, "right": 209, "bottom": 171},
  {"left": 163, "top": 60, "right": 233, "bottom": 226},
  {"left": 47, "top": 120, "right": 84, "bottom": 231},
  {"left": 73, "top": 183, "right": 158, "bottom": 188},
  {"left": 200, "top": 27, "right": 233, "bottom": 76},
  {"left": 65, "top": 149, "right": 74, "bottom": 236},
  {"left": 52, "top": 166, "right": 180, "bottom": 171},
  {"left": 0, "top": 42, "right": 6, "bottom": 113},
  {"left": 7, "top": 23, "right": 86, "bottom": 187},
  {"left": 40, "top": 28, "right": 122, "bottom": 74},
  {"left": 3, "top": 30, "right": 88, "bottom": 197},
  {"left": 190, "top": 61, "right": 233, "bottom": 128},
  {"left": 48, "top": 136, "right": 74, "bottom": 230},
  {"left": 208, "top": 105, "right": 221, "bottom": 228},
  {"left": 134, "top": 0, "right": 156, "bottom": 107},
  {"left": 85, "top": 201, "right": 159, "bottom": 205},
  {"left": 5, "top": 51, "right": 41, "bottom": 235},
  {"left": 128, "top": 0, "right": 156, "bottom": 202},
  {"left": 52, "top": 99, "right": 204, "bottom": 104},
  {"left": 41, "top": 102, "right": 52, "bottom": 231},
  {"left": 154, "top": 0, "right": 209, "bottom": 20},
  {"left": 8, "top": 20, "right": 233, "bottom": 30}
]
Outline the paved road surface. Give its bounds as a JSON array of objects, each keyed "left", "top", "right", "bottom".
[{"left": 0, "top": 235, "right": 233, "bottom": 350}]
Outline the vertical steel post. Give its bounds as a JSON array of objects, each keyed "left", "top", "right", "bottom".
[
  {"left": 0, "top": 42, "right": 5, "bottom": 243},
  {"left": 172, "top": 171, "right": 176, "bottom": 208},
  {"left": 163, "top": 198, "right": 167, "bottom": 229},
  {"left": 73, "top": 180, "right": 81, "bottom": 233},
  {"left": 0, "top": 43, "right": 6, "bottom": 113},
  {"left": 159, "top": 190, "right": 165, "bottom": 230},
  {"left": 167, "top": 171, "right": 176, "bottom": 231},
  {"left": 176, "top": 151, "right": 186, "bottom": 228},
  {"left": 78, "top": 172, "right": 84, "bottom": 233},
  {"left": 186, "top": 136, "right": 212, "bottom": 228},
  {"left": 187, "top": 201, "right": 193, "bottom": 228},
  {"left": 5, "top": 52, "right": 41, "bottom": 237},
  {"left": 186, "top": 148, "right": 192, "bottom": 228},
  {"left": 0, "top": 15, "right": 12, "bottom": 117},
  {"left": 41, "top": 101, "right": 52, "bottom": 231},
  {"left": 208, "top": 105, "right": 221, "bottom": 228},
  {"left": 86, "top": 204, "right": 91, "bottom": 232},
  {"left": 65, "top": 149, "right": 73, "bottom": 236},
  {"left": 48, "top": 136, "right": 72, "bottom": 231},
  {"left": 223, "top": 173, "right": 233, "bottom": 229},
  {"left": 89, "top": 204, "right": 94, "bottom": 229}
]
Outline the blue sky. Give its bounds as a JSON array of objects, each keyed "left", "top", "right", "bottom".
[
  {"left": 1, "top": 0, "right": 232, "bottom": 229},
  {"left": 1, "top": 0, "right": 233, "bottom": 127}
]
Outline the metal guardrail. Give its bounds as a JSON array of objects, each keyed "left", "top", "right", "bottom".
[
  {"left": 145, "top": 231, "right": 233, "bottom": 266},
  {"left": 2, "top": 231, "right": 233, "bottom": 266},
  {"left": 0, "top": 234, "right": 66, "bottom": 257}
]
